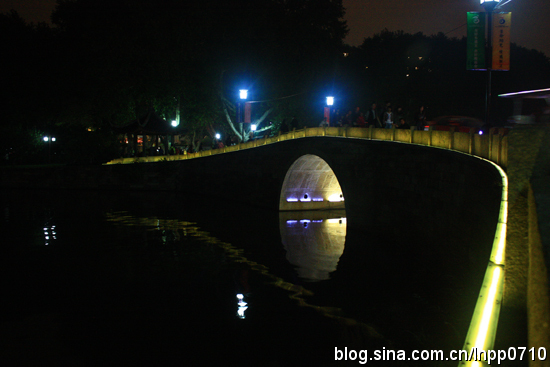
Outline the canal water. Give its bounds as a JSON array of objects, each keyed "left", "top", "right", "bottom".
[{"left": 3, "top": 189, "right": 484, "bottom": 366}]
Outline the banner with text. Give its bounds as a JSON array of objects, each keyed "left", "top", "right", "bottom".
[
  {"left": 467, "top": 12, "right": 486, "bottom": 70},
  {"left": 492, "top": 12, "right": 511, "bottom": 71}
]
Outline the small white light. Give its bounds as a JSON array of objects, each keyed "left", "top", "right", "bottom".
[
  {"left": 171, "top": 120, "right": 179, "bottom": 127},
  {"left": 479, "top": 130, "right": 484, "bottom": 135},
  {"left": 251, "top": 124, "right": 257, "bottom": 131},
  {"left": 236, "top": 293, "right": 248, "bottom": 319},
  {"left": 239, "top": 89, "right": 248, "bottom": 100},
  {"left": 215, "top": 133, "right": 221, "bottom": 139},
  {"left": 328, "top": 193, "right": 345, "bottom": 202},
  {"left": 51, "top": 137, "right": 56, "bottom": 142},
  {"left": 326, "top": 96, "right": 334, "bottom": 106},
  {"left": 43, "top": 137, "right": 49, "bottom": 142}
]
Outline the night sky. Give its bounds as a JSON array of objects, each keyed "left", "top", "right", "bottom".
[
  {"left": 343, "top": 0, "right": 550, "bottom": 58},
  {"left": 2, "top": 0, "right": 550, "bottom": 58}
]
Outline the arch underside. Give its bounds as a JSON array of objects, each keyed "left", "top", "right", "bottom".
[{"left": 279, "top": 154, "right": 345, "bottom": 211}]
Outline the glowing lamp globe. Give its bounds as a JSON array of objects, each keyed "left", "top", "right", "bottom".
[{"left": 480, "top": 0, "right": 499, "bottom": 10}]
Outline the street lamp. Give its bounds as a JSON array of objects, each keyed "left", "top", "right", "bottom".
[
  {"left": 324, "top": 96, "right": 334, "bottom": 127},
  {"left": 238, "top": 89, "right": 248, "bottom": 137},
  {"left": 480, "top": 0, "right": 499, "bottom": 10},
  {"left": 171, "top": 120, "right": 179, "bottom": 127},
  {"left": 43, "top": 135, "right": 56, "bottom": 163},
  {"left": 249, "top": 124, "right": 257, "bottom": 140}
]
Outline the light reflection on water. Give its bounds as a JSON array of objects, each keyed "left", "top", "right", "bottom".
[
  {"left": 103, "top": 210, "right": 351, "bottom": 322},
  {"left": 280, "top": 210, "right": 346, "bottom": 282},
  {"left": 3, "top": 190, "right": 473, "bottom": 366}
]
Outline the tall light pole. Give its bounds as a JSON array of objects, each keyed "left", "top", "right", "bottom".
[
  {"left": 238, "top": 89, "right": 248, "bottom": 138},
  {"left": 325, "top": 96, "right": 334, "bottom": 127},
  {"left": 480, "top": 0, "right": 499, "bottom": 125}
]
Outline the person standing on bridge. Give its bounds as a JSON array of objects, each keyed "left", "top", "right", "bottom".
[
  {"left": 279, "top": 119, "right": 290, "bottom": 133},
  {"left": 396, "top": 117, "right": 411, "bottom": 129},
  {"left": 365, "top": 103, "right": 380, "bottom": 128},
  {"left": 356, "top": 112, "right": 367, "bottom": 127},
  {"left": 383, "top": 106, "right": 394, "bottom": 129},
  {"left": 395, "top": 106, "right": 405, "bottom": 124},
  {"left": 415, "top": 106, "right": 428, "bottom": 131}
]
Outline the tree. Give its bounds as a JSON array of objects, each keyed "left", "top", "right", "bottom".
[
  {"left": 0, "top": 10, "right": 66, "bottom": 163},
  {"left": 338, "top": 30, "right": 550, "bottom": 125},
  {"left": 49, "top": 0, "right": 348, "bottom": 144}
]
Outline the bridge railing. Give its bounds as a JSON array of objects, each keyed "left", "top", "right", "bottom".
[{"left": 105, "top": 126, "right": 509, "bottom": 169}]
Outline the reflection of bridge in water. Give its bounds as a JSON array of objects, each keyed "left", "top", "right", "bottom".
[{"left": 279, "top": 210, "right": 347, "bottom": 282}]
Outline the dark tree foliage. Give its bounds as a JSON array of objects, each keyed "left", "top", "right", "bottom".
[
  {"left": 50, "top": 0, "right": 348, "bottom": 129},
  {"left": 338, "top": 29, "right": 550, "bottom": 125},
  {"left": 0, "top": 11, "right": 64, "bottom": 164},
  {"left": 3, "top": 4, "right": 550, "bottom": 164},
  {"left": 1, "top": 0, "right": 348, "bottom": 163}
]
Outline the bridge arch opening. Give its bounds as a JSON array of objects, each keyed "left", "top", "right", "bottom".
[{"left": 279, "top": 154, "right": 345, "bottom": 211}]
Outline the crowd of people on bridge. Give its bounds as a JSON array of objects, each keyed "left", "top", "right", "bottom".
[{"left": 320, "top": 102, "right": 428, "bottom": 131}]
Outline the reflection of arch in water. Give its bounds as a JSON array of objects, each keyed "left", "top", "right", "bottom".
[
  {"left": 279, "top": 154, "right": 344, "bottom": 211},
  {"left": 279, "top": 210, "right": 346, "bottom": 282}
]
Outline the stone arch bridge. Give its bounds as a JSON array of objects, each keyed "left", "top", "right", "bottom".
[
  {"left": 2, "top": 126, "right": 549, "bottom": 365},
  {"left": 104, "top": 125, "right": 548, "bottom": 364}
]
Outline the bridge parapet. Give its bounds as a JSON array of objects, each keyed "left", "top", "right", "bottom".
[{"left": 106, "top": 126, "right": 509, "bottom": 169}]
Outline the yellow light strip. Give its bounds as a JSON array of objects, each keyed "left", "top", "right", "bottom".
[
  {"left": 460, "top": 160, "right": 508, "bottom": 367},
  {"left": 492, "top": 221, "right": 507, "bottom": 265},
  {"left": 474, "top": 266, "right": 503, "bottom": 350}
]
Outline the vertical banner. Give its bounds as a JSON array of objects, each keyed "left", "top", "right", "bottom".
[
  {"left": 467, "top": 12, "right": 486, "bottom": 70},
  {"left": 492, "top": 12, "right": 511, "bottom": 71},
  {"left": 244, "top": 102, "right": 251, "bottom": 123}
]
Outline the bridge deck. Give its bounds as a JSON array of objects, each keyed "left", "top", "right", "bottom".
[{"left": 106, "top": 126, "right": 508, "bottom": 170}]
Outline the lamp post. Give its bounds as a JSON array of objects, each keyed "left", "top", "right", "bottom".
[
  {"left": 238, "top": 89, "right": 248, "bottom": 138},
  {"left": 250, "top": 124, "right": 257, "bottom": 140},
  {"left": 480, "top": 0, "right": 500, "bottom": 126},
  {"left": 43, "top": 136, "right": 56, "bottom": 164},
  {"left": 325, "top": 96, "right": 334, "bottom": 127}
]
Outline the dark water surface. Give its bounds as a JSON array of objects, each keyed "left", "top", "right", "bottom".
[{"left": 2, "top": 190, "right": 482, "bottom": 366}]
